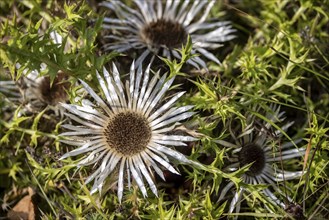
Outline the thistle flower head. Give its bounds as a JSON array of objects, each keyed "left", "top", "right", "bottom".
[
  {"left": 101, "top": 0, "right": 236, "bottom": 69},
  {"left": 59, "top": 61, "right": 197, "bottom": 202},
  {"left": 215, "top": 105, "right": 305, "bottom": 215},
  {"left": 0, "top": 31, "right": 71, "bottom": 112},
  {"left": 23, "top": 69, "right": 71, "bottom": 109}
]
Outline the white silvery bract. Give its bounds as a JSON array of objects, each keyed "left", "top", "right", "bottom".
[
  {"left": 0, "top": 78, "right": 21, "bottom": 102},
  {"left": 101, "top": 0, "right": 236, "bottom": 69},
  {"left": 59, "top": 61, "right": 198, "bottom": 202},
  {"left": 215, "top": 105, "right": 305, "bottom": 216}
]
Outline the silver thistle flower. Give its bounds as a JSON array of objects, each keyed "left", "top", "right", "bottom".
[
  {"left": 101, "top": 0, "right": 236, "bottom": 69},
  {"left": 59, "top": 61, "right": 197, "bottom": 202},
  {"left": 16, "top": 66, "right": 71, "bottom": 111},
  {"left": 215, "top": 105, "right": 305, "bottom": 215},
  {"left": 0, "top": 32, "right": 71, "bottom": 114},
  {"left": 0, "top": 67, "right": 70, "bottom": 113}
]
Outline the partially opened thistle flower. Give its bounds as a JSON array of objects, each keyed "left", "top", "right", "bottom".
[
  {"left": 215, "top": 105, "right": 305, "bottom": 215},
  {"left": 101, "top": 0, "right": 236, "bottom": 69},
  {"left": 19, "top": 67, "right": 71, "bottom": 112},
  {"left": 18, "top": 31, "right": 72, "bottom": 113},
  {"left": 0, "top": 32, "right": 72, "bottom": 114},
  {"left": 59, "top": 62, "right": 197, "bottom": 202},
  {"left": 0, "top": 65, "right": 71, "bottom": 115}
]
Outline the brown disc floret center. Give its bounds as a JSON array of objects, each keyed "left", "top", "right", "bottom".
[
  {"left": 238, "top": 144, "right": 266, "bottom": 177},
  {"left": 39, "top": 72, "right": 71, "bottom": 105},
  {"left": 141, "top": 19, "right": 187, "bottom": 49},
  {"left": 104, "top": 111, "right": 151, "bottom": 156}
]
